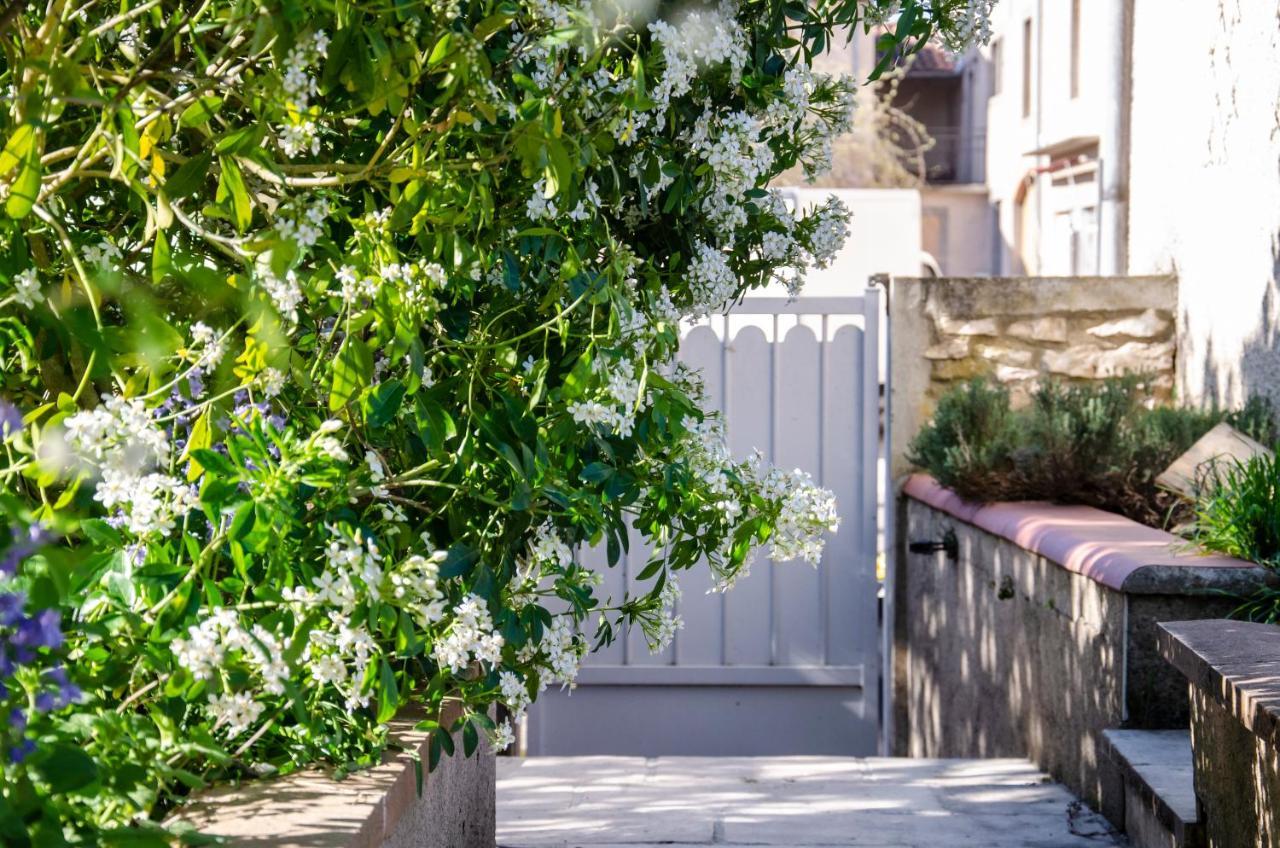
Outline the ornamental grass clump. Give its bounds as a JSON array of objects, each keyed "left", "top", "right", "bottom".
[
  {"left": 0, "top": 0, "right": 990, "bottom": 841},
  {"left": 1188, "top": 453, "right": 1280, "bottom": 623},
  {"left": 908, "top": 376, "right": 1277, "bottom": 529}
]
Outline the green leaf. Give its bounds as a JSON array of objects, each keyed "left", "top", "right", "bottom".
[
  {"left": 191, "top": 447, "right": 236, "bottom": 477},
  {"left": 0, "top": 794, "right": 30, "bottom": 848},
  {"left": 427, "top": 33, "right": 453, "bottom": 67},
  {"left": 463, "top": 719, "right": 479, "bottom": 757},
  {"left": 180, "top": 95, "right": 223, "bottom": 128},
  {"left": 5, "top": 146, "right": 41, "bottom": 220},
  {"left": 364, "top": 379, "right": 406, "bottom": 428},
  {"left": 0, "top": 123, "right": 35, "bottom": 176},
  {"left": 33, "top": 744, "right": 99, "bottom": 793},
  {"left": 164, "top": 152, "right": 212, "bottom": 200},
  {"left": 376, "top": 659, "right": 399, "bottom": 723},
  {"left": 217, "top": 156, "right": 252, "bottom": 232},
  {"left": 439, "top": 543, "right": 479, "bottom": 579},
  {"left": 183, "top": 410, "right": 213, "bottom": 480},
  {"left": 152, "top": 228, "right": 172, "bottom": 283},
  {"left": 330, "top": 336, "right": 373, "bottom": 410},
  {"left": 581, "top": 462, "right": 613, "bottom": 484}
]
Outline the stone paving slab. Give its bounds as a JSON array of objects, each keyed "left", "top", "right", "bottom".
[{"left": 497, "top": 756, "right": 1124, "bottom": 847}]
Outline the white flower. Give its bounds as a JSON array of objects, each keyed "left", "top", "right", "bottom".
[
  {"left": 258, "top": 367, "right": 286, "bottom": 397},
  {"left": 311, "top": 653, "right": 348, "bottom": 686},
  {"left": 11, "top": 268, "right": 40, "bottom": 308},
  {"left": 260, "top": 270, "right": 304, "bottom": 324},
  {"left": 83, "top": 239, "right": 123, "bottom": 268},
  {"left": 489, "top": 719, "right": 516, "bottom": 753},
  {"left": 208, "top": 691, "right": 264, "bottom": 737}
]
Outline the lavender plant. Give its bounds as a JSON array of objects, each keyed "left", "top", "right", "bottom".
[{"left": 0, "top": 0, "right": 990, "bottom": 841}]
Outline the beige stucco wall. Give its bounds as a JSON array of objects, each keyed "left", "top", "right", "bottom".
[
  {"left": 921, "top": 185, "right": 995, "bottom": 276},
  {"left": 980, "top": 0, "right": 1129, "bottom": 277},
  {"left": 1127, "top": 0, "right": 1280, "bottom": 409}
]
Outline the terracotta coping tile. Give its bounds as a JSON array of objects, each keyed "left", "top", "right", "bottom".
[{"left": 903, "top": 474, "right": 1264, "bottom": 592}]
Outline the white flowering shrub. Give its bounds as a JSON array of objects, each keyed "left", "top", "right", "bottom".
[{"left": 0, "top": 0, "right": 989, "bottom": 840}]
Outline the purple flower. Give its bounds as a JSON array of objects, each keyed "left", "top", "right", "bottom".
[
  {"left": 0, "top": 399, "right": 21, "bottom": 438},
  {"left": 8, "top": 708, "right": 25, "bottom": 732},
  {"left": 187, "top": 368, "right": 205, "bottom": 399},
  {"left": 9, "top": 738, "right": 35, "bottom": 763},
  {"left": 45, "top": 666, "right": 81, "bottom": 708},
  {"left": 34, "top": 692, "right": 53, "bottom": 712},
  {"left": 0, "top": 592, "right": 24, "bottom": 627},
  {"left": 0, "top": 524, "right": 51, "bottom": 576},
  {"left": 12, "top": 609, "right": 62, "bottom": 650}
]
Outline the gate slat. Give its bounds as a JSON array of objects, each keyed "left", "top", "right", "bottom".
[
  {"left": 823, "top": 324, "right": 866, "bottom": 666},
  {"left": 724, "top": 323, "right": 774, "bottom": 666},
  {"left": 773, "top": 323, "right": 824, "bottom": 667},
  {"left": 676, "top": 325, "right": 727, "bottom": 665}
]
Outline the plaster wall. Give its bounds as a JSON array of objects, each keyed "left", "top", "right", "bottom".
[{"left": 1127, "top": 0, "right": 1280, "bottom": 410}]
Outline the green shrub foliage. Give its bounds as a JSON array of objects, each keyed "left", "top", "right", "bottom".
[
  {"left": 0, "top": 0, "right": 993, "bottom": 841},
  {"left": 1189, "top": 452, "right": 1280, "bottom": 623},
  {"left": 908, "top": 376, "right": 1275, "bottom": 529}
]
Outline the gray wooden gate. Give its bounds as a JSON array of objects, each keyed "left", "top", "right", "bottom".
[{"left": 526, "top": 292, "right": 883, "bottom": 756}]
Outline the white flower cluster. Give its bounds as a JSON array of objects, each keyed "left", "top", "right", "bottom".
[
  {"left": 765, "top": 64, "right": 815, "bottom": 131},
  {"left": 277, "top": 30, "right": 330, "bottom": 158},
  {"left": 83, "top": 238, "right": 123, "bottom": 268},
  {"left": 189, "top": 322, "right": 226, "bottom": 369},
  {"left": 644, "top": 3, "right": 747, "bottom": 133},
  {"left": 10, "top": 267, "right": 41, "bottom": 308},
  {"left": 65, "top": 395, "right": 169, "bottom": 472},
  {"left": 433, "top": 594, "right": 505, "bottom": 674},
  {"left": 336, "top": 264, "right": 379, "bottom": 306},
  {"left": 568, "top": 356, "right": 647, "bottom": 437},
  {"left": 685, "top": 108, "right": 775, "bottom": 237},
  {"left": 758, "top": 465, "right": 840, "bottom": 564},
  {"left": 172, "top": 608, "right": 289, "bottom": 735},
  {"left": 95, "top": 469, "right": 198, "bottom": 538},
  {"left": 383, "top": 260, "right": 444, "bottom": 313},
  {"left": 647, "top": 575, "right": 684, "bottom": 653},
  {"left": 260, "top": 269, "right": 304, "bottom": 325},
  {"left": 802, "top": 196, "right": 851, "bottom": 271},
  {"left": 529, "top": 521, "right": 573, "bottom": 570},
  {"left": 685, "top": 241, "right": 737, "bottom": 316},
  {"left": 277, "top": 197, "right": 330, "bottom": 250}
]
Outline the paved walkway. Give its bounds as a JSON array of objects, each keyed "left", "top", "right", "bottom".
[{"left": 496, "top": 756, "right": 1125, "bottom": 847}]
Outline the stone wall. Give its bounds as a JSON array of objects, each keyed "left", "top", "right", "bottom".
[
  {"left": 1159, "top": 620, "right": 1280, "bottom": 848},
  {"left": 895, "top": 478, "right": 1267, "bottom": 821},
  {"left": 176, "top": 703, "right": 495, "bottom": 847},
  {"left": 889, "top": 275, "right": 1177, "bottom": 478}
]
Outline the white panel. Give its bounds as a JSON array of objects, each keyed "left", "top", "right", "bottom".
[
  {"left": 773, "top": 323, "right": 824, "bottom": 667},
  {"left": 675, "top": 325, "right": 726, "bottom": 666},
  {"left": 823, "top": 324, "right": 868, "bottom": 667},
  {"left": 723, "top": 324, "right": 774, "bottom": 666}
]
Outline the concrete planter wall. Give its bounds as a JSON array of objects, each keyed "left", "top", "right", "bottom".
[
  {"left": 174, "top": 703, "right": 495, "bottom": 847},
  {"left": 1160, "top": 620, "right": 1280, "bottom": 848},
  {"left": 893, "top": 475, "right": 1269, "bottom": 821}
]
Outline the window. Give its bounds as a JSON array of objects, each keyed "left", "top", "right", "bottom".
[
  {"left": 1070, "top": 0, "right": 1081, "bottom": 98},
  {"left": 991, "top": 38, "right": 1002, "bottom": 95},
  {"left": 1021, "top": 18, "right": 1033, "bottom": 118}
]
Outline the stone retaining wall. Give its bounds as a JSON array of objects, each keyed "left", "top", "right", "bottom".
[
  {"left": 889, "top": 276, "right": 1177, "bottom": 477},
  {"left": 175, "top": 703, "right": 495, "bottom": 847},
  {"left": 1160, "top": 620, "right": 1280, "bottom": 848},
  {"left": 894, "top": 476, "right": 1267, "bottom": 822}
]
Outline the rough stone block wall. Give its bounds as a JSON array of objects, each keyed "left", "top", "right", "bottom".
[
  {"left": 889, "top": 276, "right": 1178, "bottom": 478},
  {"left": 896, "top": 496, "right": 1239, "bottom": 820}
]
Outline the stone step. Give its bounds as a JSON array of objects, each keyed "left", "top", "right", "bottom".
[{"left": 1101, "top": 729, "right": 1203, "bottom": 848}]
